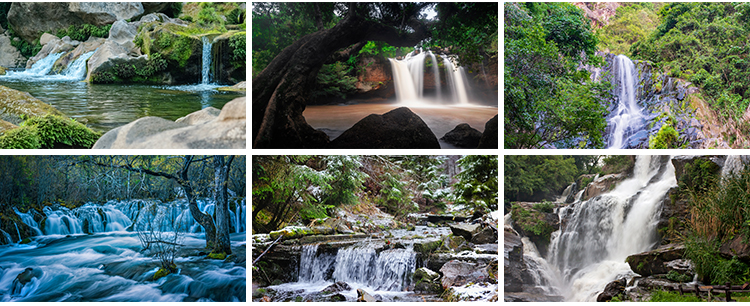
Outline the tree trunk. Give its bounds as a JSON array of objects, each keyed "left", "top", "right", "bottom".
[
  {"left": 180, "top": 157, "right": 216, "bottom": 249},
  {"left": 212, "top": 155, "right": 234, "bottom": 255},
  {"left": 252, "top": 4, "right": 429, "bottom": 148}
]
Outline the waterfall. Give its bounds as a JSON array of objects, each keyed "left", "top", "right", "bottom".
[
  {"left": 538, "top": 156, "right": 677, "bottom": 301},
  {"left": 14, "top": 222, "right": 21, "bottom": 243},
  {"left": 43, "top": 206, "right": 83, "bottom": 235},
  {"left": 389, "top": 50, "right": 471, "bottom": 106},
  {"left": 61, "top": 51, "right": 96, "bottom": 80},
  {"left": 522, "top": 237, "right": 564, "bottom": 296},
  {"left": 201, "top": 36, "right": 213, "bottom": 85},
  {"left": 428, "top": 51, "right": 441, "bottom": 102},
  {"left": 1, "top": 52, "right": 64, "bottom": 78},
  {"left": 332, "top": 245, "right": 416, "bottom": 291},
  {"left": 13, "top": 208, "right": 42, "bottom": 236},
  {"left": 608, "top": 55, "right": 645, "bottom": 149}
]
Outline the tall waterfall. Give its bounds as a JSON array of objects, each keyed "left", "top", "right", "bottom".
[
  {"left": 529, "top": 156, "right": 677, "bottom": 301},
  {"left": 201, "top": 36, "right": 213, "bottom": 85},
  {"left": 389, "top": 50, "right": 471, "bottom": 106},
  {"left": 608, "top": 55, "right": 646, "bottom": 149}
]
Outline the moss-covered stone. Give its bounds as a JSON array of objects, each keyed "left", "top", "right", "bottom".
[
  {"left": 0, "top": 115, "right": 101, "bottom": 149},
  {"left": 207, "top": 252, "right": 227, "bottom": 260},
  {"left": 269, "top": 226, "right": 314, "bottom": 241},
  {"left": 0, "top": 85, "right": 65, "bottom": 125},
  {"left": 0, "top": 66, "right": 6, "bottom": 75},
  {"left": 414, "top": 239, "right": 442, "bottom": 254}
]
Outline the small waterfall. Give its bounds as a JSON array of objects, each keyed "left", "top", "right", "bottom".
[
  {"left": 428, "top": 51, "right": 441, "bottom": 102},
  {"left": 13, "top": 208, "right": 42, "bottom": 236},
  {"left": 722, "top": 155, "right": 745, "bottom": 178},
  {"left": 535, "top": 156, "right": 677, "bottom": 301},
  {"left": 60, "top": 50, "right": 96, "bottom": 80},
  {"left": 201, "top": 36, "right": 213, "bottom": 85},
  {"left": 43, "top": 206, "right": 83, "bottom": 235},
  {"left": 298, "top": 244, "right": 337, "bottom": 283},
  {"left": 332, "top": 245, "right": 416, "bottom": 291},
  {"left": 608, "top": 55, "right": 645, "bottom": 149},
  {"left": 14, "top": 222, "right": 21, "bottom": 243},
  {"left": 522, "top": 237, "right": 563, "bottom": 296},
  {"left": 2, "top": 52, "right": 64, "bottom": 78},
  {"left": 389, "top": 50, "right": 471, "bottom": 106}
]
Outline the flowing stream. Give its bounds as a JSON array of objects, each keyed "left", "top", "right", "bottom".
[
  {"left": 523, "top": 156, "right": 677, "bottom": 301},
  {"left": 608, "top": 55, "right": 646, "bottom": 149},
  {"left": 0, "top": 199, "right": 246, "bottom": 301},
  {"left": 0, "top": 40, "right": 242, "bottom": 133}
]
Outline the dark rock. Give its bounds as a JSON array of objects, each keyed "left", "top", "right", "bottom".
[
  {"left": 477, "top": 115, "right": 498, "bottom": 149},
  {"left": 626, "top": 243, "right": 685, "bottom": 277},
  {"left": 720, "top": 235, "right": 750, "bottom": 261},
  {"left": 322, "top": 281, "right": 351, "bottom": 293},
  {"left": 438, "top": 234, "right": 467, "bottom": 252},
  {"left": 471, "top": 226, "right": 497, "bottom": 244},
  {"left": 449, "top": 222, "right": 480, "bottom": 241},
  {"left": 413, "top": 267, "right": 442, "bottom": 293},
  {"left": 504, "top": 227, "right": 526, "bottom": 292},
  {"left": 596, "top": 278, "right": 626, "bottom": 302},
  {"left": 440, "top": 123, "right": 482, "bottom": 148},
  {"left": 425, "top": 214, "right": 470, "bottom": 224},
  {"left": 671, "top": 155, "right": 723, "bottom": 182},
  {"left": 329, "top": 107, "right": 440, "bottom": 149}
]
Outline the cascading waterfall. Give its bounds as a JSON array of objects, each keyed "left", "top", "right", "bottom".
[
  {"left": 0, "top": 50, "right": 96, "bottom": 81},
  {"left": 13, "top": 208, "right": 42, "bottom": 236},
  {"left": 534, "top": 156, "right": 677, "bottom": 301},
  {"left": 1, "top": 53, "right": 65, "bottom": 78},
  {"left": 61, "top": 50, "right": 96, "bottom": 80},
  {"left": 389, "top": 50, "right": 471, "bottom": 106},
  {"left": 201, "top": 36, "right": 213, "bottom": 85},
  {"left": 608, "top": 55, "right": 646, "bottom": 149}
]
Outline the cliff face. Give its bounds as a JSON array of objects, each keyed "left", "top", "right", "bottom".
[{"left": 572, "top": 2, "right": 621, "bottom": 28}]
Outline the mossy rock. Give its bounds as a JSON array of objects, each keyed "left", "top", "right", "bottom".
[
  {"left": 207, "top": 252, "right": 227, "bottom": 260},
  {"left": 0, "top": 66, "right": 6, "bottom": 75},
  {"left": 269, "top": 226, "right": 314, "bottom": 241},
  {"left": 0, "top": 85, "right": 65, "bottom": 125},
  {"left": 0, "top": 115, "right": 101, "bottom": 149},
  {"left": 414, "top": 239, "right": 442, "bottom": 254}
]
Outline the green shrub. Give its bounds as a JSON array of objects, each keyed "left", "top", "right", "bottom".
[
  {"left": 649, "top": 120, "right": 680, "bottom": 149},
  {"left": 311, "top": 61, "right": 357, "bottom": 100},
  {"left": 533, "top": 201, "right": 555, "bottom": 213},
  {"left": 56, "top": 24, "right": 111, "bottom": 41},
  {"left": 666, "top": 270, "right": 693, "bottom": 283},
  {"left": 229, "top": 33, "right": 246, "bottom": 69}
]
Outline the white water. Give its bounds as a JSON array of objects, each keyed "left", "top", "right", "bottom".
[
  {"left": 201, "top": 36, "right": 213, "bottom": 85},
  {"left": 1, "top": 51, "right": 96, "bottom": 81},
  {"left": 534, "top": 156, "right": 678, "bottom": 301},
  {"left": 608, "top": 55, "right": 645, "bottom": 149},
  {"left": 389, "top": 50, "right": 472, "bottom": 106},
  {"left": 1, "top": 53, "right": 65, "bottom": 79}
]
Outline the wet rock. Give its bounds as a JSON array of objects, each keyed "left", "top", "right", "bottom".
[
  {"left": 322, "top": 281, "right": 351, "bottom": 293},
  {"left": 449, "top": 222, "right": 479, "bottom": 241},
  {"left": 474, "top": 243, "right": 498, "bottom": 254},
  {"left": 414, "top": 267, "right": 442, "bottom": 293},
  {"left": 357, "top": 288, "right": 377, "bottom": 302},
  {"left": 0, "top": 85, "right": 65, "bottom": 125},
  {"left": 504, "top": 227, "right": 527, "bottom": 292},
  {"left": 477, "top": 114, "right": 498, "bottom": 149},
  {"left": 329, "top": 107, "right": 440, "bottom": 149},
  {"left": 597, "top": 278, "right": 626, "bottom": 302},
  {"left": 626, "top": 243, "right": 685, "bottom": 277},
  {"left": 413, "top": 239, "right": 442, "bottom": 254},
  {"left": 582, "top": 173, "right": 627, "bottom": 200},
  {"left": 438, "top": 234, "right": 467, "bottom": 252},
  {"left": 471, "top": 226, "right": 497, "bottom": 244},
  {"left": 92, "top": 97, "right": 245, "bottom": 149},
  {"left": 439, "top": 260, "right": 490, "bottom": 288},
  {"left": 52, "top": 36, "right": 105, "bottom": 74},
  {"left": 440, "top": 123, "right": 482, "bottom": 148}
]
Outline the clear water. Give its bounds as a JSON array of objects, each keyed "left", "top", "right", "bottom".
[{"left": 0, "top": 80, "right": 243, "bottom": 133}]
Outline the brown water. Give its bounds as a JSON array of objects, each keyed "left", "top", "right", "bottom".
[{"left": 304, "top": 102, "right": 498, "bottom": 148}]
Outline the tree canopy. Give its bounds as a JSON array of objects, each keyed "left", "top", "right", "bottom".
[{"left": 504, "top": 3, "right": 610, "bottom": 149}]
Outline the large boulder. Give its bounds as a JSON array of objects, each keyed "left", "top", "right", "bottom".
[
  {"left": 52, "top": 36, "right": 105, "bottom": 74},
  {"left": 92, "top": 97, "right": 245, "bottom": 149},
  {"left": 582, "top": 173, "right": 627, "bottom": 200},
  {"left": 86, "top": 39, "right": 148, "bottom": 83},
  {"left": 213, "top": 31, "right": 247, "bottom": 84},
  {"left": 440, "top": 123, "right": 482, "bottom": 148},
  {"left": 596, "top": 278, "right": 626, "bottom": 302},
  {"left": 504, "top": 227, "right": 527, "bottom": 292},
  {"left": 626, "top": 243, "right": 685, "bottom": 277},
  {"left": 329, "top": 107, "right": 440, "bottom": 149},
  {"left": 413, "top": 267, "right": 442, "bottom": 293},
  {"left": 720, "top": 235, "right": 750, "bottom": 262},
  {"left": 449, "top": 222, "right": 480, "bottom": 241},
  {"left": 0, "top": 85, "right": 65, "bottom": 125},
  {"left": 0, "top": 34, "right": 26, "bottom": 68},
  {"left": 7, "top": 2, "right": 148, "bottom": 44},
  {"left": 477, "top": 114, "right": 498, "bottom": 149}
]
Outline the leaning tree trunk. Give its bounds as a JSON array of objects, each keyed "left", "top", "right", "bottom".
[
  {"left": 212, "top": 155, "right": 234, "bottom": 255},
  {"left": 180, "top": 157, "right": 217, "bottom": 249},
  {"left": 252, "top": 5, "right": 429, "bottom": 148}
]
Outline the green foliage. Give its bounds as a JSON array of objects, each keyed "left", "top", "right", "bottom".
[
  {"left": 320, "top": 156, "right": 367, "bottom": 207},
  {"left": 311, "top": 62, "right": 358, "bottom": 100},
  {"left": 596, "top": 3, "right": 662, "bottom": 56},
  {"left": 358, "top": 41, "right": 411, "bottom": 59},
  {"left": 107, "top": 54, "right": 168, "bottom": 84},
  {"left": 666, "top": 270, "right": 693, "bottom": 283},
  {"left": 649, "top": 119, "right": 680, "bottom": 149},
  {"left": 197, "top": 3, "right": 222, "bottom": 27},
  {"left": 505, "top": 156, "right": 578, "bottom": 203},
  {"left": 226, "top": 8, "right": 245, "bottom": 25},
  {"left": 229, "top": 33, "right": 246, "bottom": 69},
  {"left": 453, "top": 155, "right": 498, "bottom": 213},
  {"left": 431, "top": 3, "right": 498, "bottom": 66},
  {"left": 650, "top": 290, "right": 703, "bottom": 302},
  {"left": 56, "top": 24, "right": 112, "bottom": 41},
  {"left": 679, "top": 158, "right": 720, "bottom": 195},
  {"left": 600, "top": 155, "right": 635, "bottom": 175},
  {"left": 0, "top": 115, "right": 100, "bottom": 149},
  {"left": 631, "top": 2, "right": 750, "bottom": 122},
  {"left": 375, "top": 171, "right": 413, "bottom": 216},
  {"left": 504, "top": 3, "right": 609, "bottom": 148},
  {"left": 511, "top": 204, "right": 554, "bottom": 242},
  {"left": 6, "top": 24, "right": 42, "bottom": 58},
  {"left": 533, "top": 201, "right": 555, "bottom": 213}
]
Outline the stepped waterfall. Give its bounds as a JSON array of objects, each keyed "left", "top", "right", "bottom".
[
  {"left": 0, "top": 50, "right": 96, "bottom": 81},
  {"left": 608, "top": 55, "right": 646, "bottom": 149},
  {"left": 388, "top": 50, "right": 471, "bottom": 106},
  {"left": 520, "top": 156, "right": 677, "bottom": 301}
]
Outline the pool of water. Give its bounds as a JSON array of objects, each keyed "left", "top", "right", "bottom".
[{"left": 0, "top": 79, "right": 244, "bottom": 133}]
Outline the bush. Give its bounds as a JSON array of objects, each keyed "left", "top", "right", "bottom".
[
  {"left": 229, "top": 33, "right": 246, "bottom": 69},
  {"left": 56, "top": 24, "right": 111, "bottom": 41},
  {"left": 649, "top": 121, "right": 680, "bottom": 149},
  {"left": 600, "top": 155, "right": 634, "bottom": 175},
  {"left": 533, "top": 201, "right": 555, "bottom": 213}
]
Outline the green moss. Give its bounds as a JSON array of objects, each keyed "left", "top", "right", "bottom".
[
  {"left": 153, "top": 267, "right": 171, "bottom": 280},
  {"left": 0, "top": 115, "right": 100, "bottom": 149},
  {"left": 207, "top": 252, "right": 227, "bottom": 260}
]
